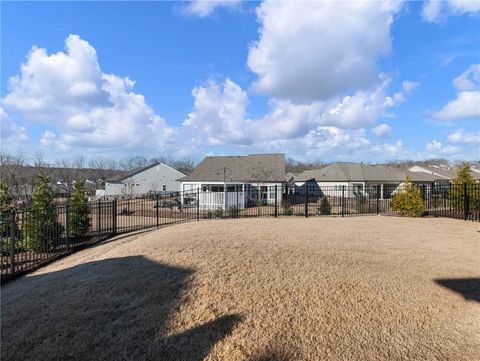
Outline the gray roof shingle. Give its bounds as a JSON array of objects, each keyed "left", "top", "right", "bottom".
[
  {"left": 295, "top": 163, "right": 440, "bottom": 183},
  {"left": 179, "top": 154, "right": 285, "bottom": 183},
  {"left": 415, "top": 164, "right": 480, "bottom": 181}
]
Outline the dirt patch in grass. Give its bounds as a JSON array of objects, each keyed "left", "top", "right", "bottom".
[{"left": 1, "top": 217, "right": 479, "bottom": 361}]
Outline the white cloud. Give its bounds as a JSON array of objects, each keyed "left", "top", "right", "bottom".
[
  {"left": 425, "top": 140, "right": 460, "bottom": 154},
  {"left": 184, "top": 0, "right": 241, "bottom": 17},
  {"left": 181, "top": 77, "right": 410, "bottom": 151},
  {"left": 2, "top": 34, "right": 173, "bottom": 151},
  {"left": 422, "top": 0, "right": 443, "bottom": 21},
  {"left": 178, "top": 77, "right": 408, "bottom": 161},
  {"left": 453, "top": 63, "right": 480, "bottom": 91},
  {"left": 433, "top": 91, "right": 480, "bottom": 120},
  {"left": 247, "top": 0, "right": 402, "bottom": 101},
  {"left": 432, "top": 63, "right": 480, "bottom": 121},
  {"left": 0, "top": 107, "right": 28, "bottom": 147},
  {"left": 181, "top": 79, "right": 252, "bottom": 146},
  {"left": 422, "top": 0, "right": 480, "bottom": 22},
  {"left": 2, "top": 33, "right": 418, "bottom": 162},
  {"left": 372, "top": 123, "right": 392, "bottom": 137},
  {"left": 448, "top": 129, "right": 480, "bottom": 145}
]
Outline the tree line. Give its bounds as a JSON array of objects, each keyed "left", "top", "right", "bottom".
[{"left": 0, "top": 152, "right": 197, "bottom": 198}]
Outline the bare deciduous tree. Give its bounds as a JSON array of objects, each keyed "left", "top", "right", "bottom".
[{"left": 0, "top": 152, "right": 28, "bottom": 197}]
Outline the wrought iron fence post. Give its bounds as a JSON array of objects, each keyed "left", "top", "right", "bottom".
[
  {"left": 156, "top": 194, "right": 160, "bottom": 226},
  {"left": 341, "top": 186, "right": 345, "bottom": 217},
  {"left": 112, "top": 199, "right": 117, "bottom": 235},
  {"left": 463, "top": 183, "right": 469, "bottom": 220},
  {"left": 305, "top": 189, "right": 308, "bottom": 218},
  {"left": 368, "top": 186, "right": 371, "bottom": 213},
  {"left": 65, "top": 203, "right": 70, "bottom": 252},
  {"left": 9, "top": 211, "right": 16, "bottom": 276},
  {"left": 97, "top": 201, "right": 101, "bottom": 235},
  {"left": 285, "top": 184, "right": 288, "bottom": 205},
  {"left": 196, "top": 188, "right": 200, "bottom": 221},
  {"left": 274, "top": 185, "right": 278, "bottom": 218},
  {"left": 257, "top": 189, "right": 260, "bottom": 218},
  {"left": 236, "top": 186, "right": 239, "bottom": 219},
  {"left": 376, "top": 185, "right": 380, "bottom": 215}
]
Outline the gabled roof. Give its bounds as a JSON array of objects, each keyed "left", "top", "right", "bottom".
[
  {"left": 179, "top": 154, "right": 285, "bottom": 183},
  {"left": 411, "top": 164, "right": 480, "bottom": 181},
  {"left": 107, "top": 162, "right": 185, "bottom": 183},
  {"left": 295, "top": 162, "right": 439, "bottom": 183}
]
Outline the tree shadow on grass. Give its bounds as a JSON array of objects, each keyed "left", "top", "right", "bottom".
[
  {"left": 435, "top": 278, "right": 480, "bottom": 302},
  {"left": 1, "top": 256, "right": 242, "bottom": 361}
]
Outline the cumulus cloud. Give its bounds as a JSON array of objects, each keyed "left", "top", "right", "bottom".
[
  {"left": 448, "top": 129, "right": 480, "bottom": 145},
  {"left": 453, "top": 63, "right": 480, "bottom": 91},
  {"left": 247, "top": 0, "right": 402, "bottom": 101},
  {"left": 372, "top": 123, "right": 392, "bottom": 138},
  {"left": 422, "top": 0, "right": 480, "bottom": 22},
  {"left": 178, "top": 77, "right": 409, "bottom": 161},
  {"left": 181, "top": 77, "right": 411, "bottom": 150},
  {"left": 181, "top": 79, "right": 252, "bottom": 146},
  {"left": 183, "top": 0, "right": 241, "bottom": 17},
  {"left": 2, "top": 33, "right": 416, "bottom": 162},
  {"left": 0, "top": 107, "right": 28, "bottom": 145},
  {"left": 432, "top": 63, "right": 480, "bottom": 121},
  {"left": 2, "top": 34, "right": 172, "bottom": 151},
  {"left": 425, "top": 140, "right": 460, "bottom": 154}
]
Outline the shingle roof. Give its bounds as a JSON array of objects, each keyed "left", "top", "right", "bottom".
[
  {"left": 417, "top": 164, "right": 480, "bottom": 181},
  {"left": 106, "top": 162, "right": 185, "bottom": 183},
  {"left": 179, "top": 154, "right": 286, "bottom": 183},
  {"left": 106, "top": 162, "right": 162, "bottom": 183},
  {"left": 295, "top": 163, "right": 439, "bottom": 183}
]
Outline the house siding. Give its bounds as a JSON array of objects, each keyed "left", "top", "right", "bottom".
[{"left": 105, "top": 164, "right": 185, "bottom": 197}]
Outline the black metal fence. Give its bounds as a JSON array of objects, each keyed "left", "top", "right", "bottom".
[{"left": 1, "top": 183, "right": 478, "bottom": 282}]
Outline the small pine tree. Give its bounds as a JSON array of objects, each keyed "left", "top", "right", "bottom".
[
  {"left": 69, "top": 179, "right": 90, "bottom": 237},
  {"left": 23, "top": 173, "right": 64, "bottom": 252},
  {"left": 451, "top": 162, "right": 479, "bottom": 210},
  {"left": 391, "top": 177, "right": 424, "bottom": 217},
  {"left": 318, "top": 197, "right": 331, "bottom": 215},
  {"left": 452, "top": 162, "right": 476, "bottom": 186}
]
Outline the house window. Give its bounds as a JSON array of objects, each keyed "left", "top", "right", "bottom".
[
  {"left": 162, "top": 185, "right": 166, "bottom": 191},
  {"left": 260, "top": 186, "right": 268, "bottom": 201},
  {"left": 269, "top": 187, "right": 276, "bottom": 200},
  {"left": 352, "top": 184, "right": 363, "bottom": 196}
]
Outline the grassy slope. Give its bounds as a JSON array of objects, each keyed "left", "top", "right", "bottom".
[{"left": 1, "top": 217, "right": 479, "bottom": 361}]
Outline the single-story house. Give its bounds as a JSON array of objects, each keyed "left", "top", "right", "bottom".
[
  {"left": 294, "top": 162, "right": 440, "bottom": 199},
  {"left": 100, "top": 162, "right": 185, "bottom": 198},
  {"left": 179, "top": 154, "right": 285, "bottom": 209},
  {"left": 409, "top": 164, "right": 480, "bottom": 183}
]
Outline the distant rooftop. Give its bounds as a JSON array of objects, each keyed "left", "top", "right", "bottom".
[
  {"left": 180, "top": 154, "right": 285, "bottom": 183},
  {"left": 410, "top": 164, "right": 480, "bottom": 180},
  {"left": 107, "top": 162, "right": 185, "bottom": 183},
  {"left": 296, "top": 162, "right": 440, "bottom": 183}
]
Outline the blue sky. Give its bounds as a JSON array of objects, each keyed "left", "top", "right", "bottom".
[{"left": 1, "top": 0, "right": 479, "bottom": 163}]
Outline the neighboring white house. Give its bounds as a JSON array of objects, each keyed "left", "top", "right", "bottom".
[
  {"left": 294, "top": 162, "right": 440, "bottom": 199},
  {"left": 409, "top": 164, "right": 480, "bottom": 183},
  {"left": 100, "top": 162, "right": 185, "bottom": 197},
  {"left": 179, "top": 154, "right": 285, "bottom": 210}
]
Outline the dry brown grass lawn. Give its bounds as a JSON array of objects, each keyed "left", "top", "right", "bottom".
[{"left": 1, "top": 217, "right": 479, "bottom": 361}]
